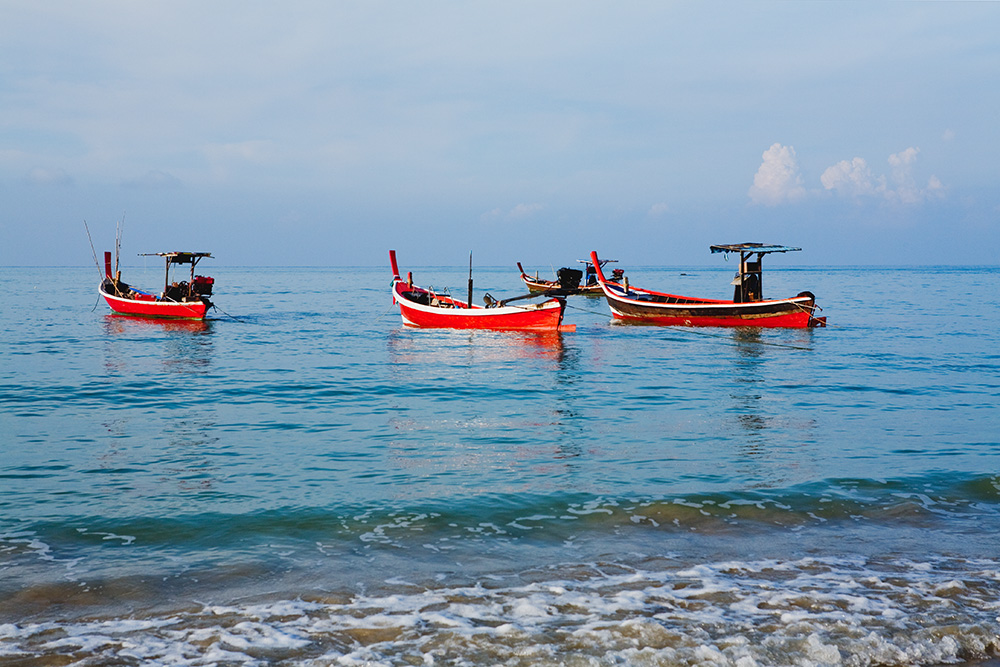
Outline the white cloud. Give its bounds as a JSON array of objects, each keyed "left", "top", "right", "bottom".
[
  {"left": 887, "top": 147, "right": 923, "bottom": 203},
  {"left": 480, "top": 208, "right": 503, "bottom": 223},
  {"left": 821, "top": 147, "right": 943, "bottom": 204},
  {"left": 204, "top": 140, "right": 276, "bottom": 165},
  {"left": 509, "top": 202, "right": 544, "bottom": 218},
  {"left": 648, "top": 202, "right": 669, "bottom": 217},
  {"left": 122, "top": 170, "right": 181, "bottom": 189},
  {"left": 24, "top": 167, "right": 72, "bottom": 186},
  {"left": 820, "top": 157, "right": 885, "bottom": 197},
  {"left": 481, "top": 203, "right": 544, "bottom": 223},
  {"left": 942, "top": 128, "right": 956, "bottom": 142},
  {"left": 748, "top": 143, "right": 806, "bottom": 206}
]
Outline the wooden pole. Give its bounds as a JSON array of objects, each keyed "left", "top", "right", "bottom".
[{"left": 467, "top": 252, "right": 473, "bottom": 308}]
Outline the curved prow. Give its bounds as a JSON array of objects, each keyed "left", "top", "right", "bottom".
[
  {"left": 516, "top": 261, "right": 526, "bottom": 276},
  {"left": 589, "top": 251, "right": 609, "bottom": 284},
  {"left": 389, "top": 249, "right": 401, "bottom": 280}
]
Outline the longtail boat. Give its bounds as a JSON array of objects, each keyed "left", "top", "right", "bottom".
[
  {"left": 390, "top": 250, "right": 574, "bottom": 331},
  {"left": 516, "top": 259, "right": 624, "bottom": 296},
  {"left": 99, "top": 250, "right": 215, "bottom": 320},
  {"left": 590, "top": 245, "right": 826, "bottom": 328}
]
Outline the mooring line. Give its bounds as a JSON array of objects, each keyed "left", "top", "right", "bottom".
[
  {"left": 374, "top": 301, "right": 398, "bottom": 322},
  {"left": 211, "top": 305, "right": 247, "bottom": 322},
  {"left": 565, "top": 302, "right": 615, "bottom": 317}
]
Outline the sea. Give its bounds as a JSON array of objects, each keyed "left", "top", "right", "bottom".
[{"left": 1, "top": 263, "right": 999, "bottom": 667}]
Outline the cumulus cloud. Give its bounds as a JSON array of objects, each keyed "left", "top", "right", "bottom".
[
  {"left": 820, "top": 157, "right": 885, "bottom": 197},
  {"left": 24, "top": 167, "right": 72, "bottom": 186},
  {"left": 648, "top": 202, "right": 669, "bottom": 217},
  {"left": 122, "top": 170, "right": 181, "bottom": 189},
  {"left": 748, "top": 143, "right": 806, "bottom": 206},
  {"left": 509, "top": 202, "right": 544, "bottom": 218},
  {"left": 821, "top": 147, "right": 943, "bottom": 204},
  {"left": 204, "top": 140, "right": 275, "bottom": 164},
  {"left": 480, "top": 203, "right": 544, "bottom": 224}
]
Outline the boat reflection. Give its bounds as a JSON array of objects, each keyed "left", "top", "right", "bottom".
[
  {"left": 101, "top": 314, "right": 215, "bottom": 374},
  {"left": 726, "top": 328, "right": 819, "bottom": 488},
  {"left": 386, "top": 328, "right": 567, "bottom": 365},
  {"left": 102, "top": 313, "right": 212, "bottom": 334}
]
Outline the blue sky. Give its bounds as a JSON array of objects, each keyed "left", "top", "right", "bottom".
[{"left": 2, "top": 2, "right": 998, "bottom": 267}]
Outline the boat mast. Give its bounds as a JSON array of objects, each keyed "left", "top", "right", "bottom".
[{"left": 737, "top": 250, "right": 763, "bottom": 302}]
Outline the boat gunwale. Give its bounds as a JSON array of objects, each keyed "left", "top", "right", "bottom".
[
  {"left": 392, "top": 280, "right": 563, "bottom": 317},
  {"left": 98, "top": 285, "right": 209, "bottom": 319},
  {"left": 599, "top": 280, "right": 814, "bottom": 311}
]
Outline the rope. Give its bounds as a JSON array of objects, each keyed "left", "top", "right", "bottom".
[
  {"left": 789, "top": 300, "right": 841, "bottom": 328},
  {"left": 210, "top": 304, "right": 246, "bottom": 322},
  {"left": 374, "top": 300, "right": 398, "bottom": 322},
  {"left": 565, "top": 302, "right": 615, "bottom": 317}
]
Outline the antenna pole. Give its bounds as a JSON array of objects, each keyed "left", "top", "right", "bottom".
[
  {"left": 467, "top": 252, "right": 473, "bottom": 308},
  {"left": 114, "top": 212, "right": 125, "bottom": 278}
]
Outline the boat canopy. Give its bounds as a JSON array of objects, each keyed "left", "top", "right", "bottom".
[
  {"left": 140, "top": 252, "right": 213, "bottom": 264},
  {"left": 710, "top": 243, "right": 800, "bottom": 255}
]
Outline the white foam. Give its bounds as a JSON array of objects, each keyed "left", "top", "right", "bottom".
[{"left": 5, "top": 555, "right": 1000, "bottom": 666}]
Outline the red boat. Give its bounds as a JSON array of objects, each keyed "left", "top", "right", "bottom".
[
  {"left": 99, "top": 250, "right": 215, "bottom": 320},
  {"left": 589, "top": 245, "right": 826, "bottom": 328},
  {"left": 516, "top": 259, "right": 624, "bottom": 296},
  {"left": 390, "top": 250, "right": 574, "bottom": 331}
]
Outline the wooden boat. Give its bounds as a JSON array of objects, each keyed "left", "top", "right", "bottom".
[
  {"left": 390, "top": 250, "right": 575, "bottom": 331},
  {"left": 589, "top": 244, "right": 826, "bottom": 328},
  {"left": 99, "top": 250, "right": 215, "bottom": 320},
  {"left": 516, "top": 259, "right": 624, "bottom": 296}
]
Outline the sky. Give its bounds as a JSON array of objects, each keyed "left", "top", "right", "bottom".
[{"left": 1, "top": 1, "right": 998, "bottom": 267}]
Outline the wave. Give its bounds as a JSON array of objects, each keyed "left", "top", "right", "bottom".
[{"left": 2, "top": 552, "right": 999, "bottom": 666}]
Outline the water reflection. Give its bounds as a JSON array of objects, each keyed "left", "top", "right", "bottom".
[
  {"left": 101, "top": 314, "right": 215, "bottom": 375},
  {"left": 384, "top": 327, "right": 588, "bottom": 494},
  {"left": 726, "top": 328, "right": 818, "bottom": 488},
  {"left": 386, "top": 328, "right": 567, "bottom": 365}
]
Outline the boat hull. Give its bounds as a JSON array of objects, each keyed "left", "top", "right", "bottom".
[
  {"left": 100, "top": 287, "right": 209, "bottom": 320},
  {"left": 517, "top": 263, "right": 603, "bottom": 296},
  {"left": 604, "top": 287, "right": 816, "bottom": 328},
  {"left": 393, "top": 282, "right": 569, "bottom": 331},
  {"left": 521, "top": 277, "right": 603, "bottom": 296},
  {"left": 590, "top": 251, "right": 821, "bottom": 329}
]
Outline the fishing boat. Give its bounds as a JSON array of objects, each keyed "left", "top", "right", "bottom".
[
  {"left": 390, "top": 250, "right": 575, "bottom": 331},
  {"left": 516, "top": 259, "right": 624, "bottom": 296},
  {"left": 98, "top": 250, "right": 215, "bottom": 320},
  {"left": 589, "top": 244, "right": 826, "bottom": 328}
]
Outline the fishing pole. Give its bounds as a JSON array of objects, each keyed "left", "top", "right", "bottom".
[{"left": 83, "top": 220, "right": 104, "bottom": 281}]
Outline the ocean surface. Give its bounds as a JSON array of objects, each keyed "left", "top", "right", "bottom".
[{"left": 1, "top": 262, "right": 999, "bottom": 666}]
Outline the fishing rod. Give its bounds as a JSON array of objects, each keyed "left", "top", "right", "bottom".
[{"left": 83, "top": 220, "right": 105, "bottom": 281}]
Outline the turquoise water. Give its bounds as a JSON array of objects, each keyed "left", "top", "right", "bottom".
[{"left": 1, "top": 264, "right": 999, "bottom": 666}]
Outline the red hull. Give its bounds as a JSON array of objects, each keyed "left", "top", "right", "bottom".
[
  {"left": 100, "top": 287, "right": 209, "bottom": 319},
  {"left": 590, "top": 251, "right": 822, "bottom": 329},
  {"left": 390, "top": 252, "right": 573, "bottom": 331},
  {"left": 606, "top": 308, "right": 814, "bottom": 328}
]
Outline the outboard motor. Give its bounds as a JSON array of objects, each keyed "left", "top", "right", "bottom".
[
  {"left": 193, "top": 275, "right": 214, "bottom": 296},
  {"left": 557, "top": 267, "right": 583, "bottom": 290}
]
